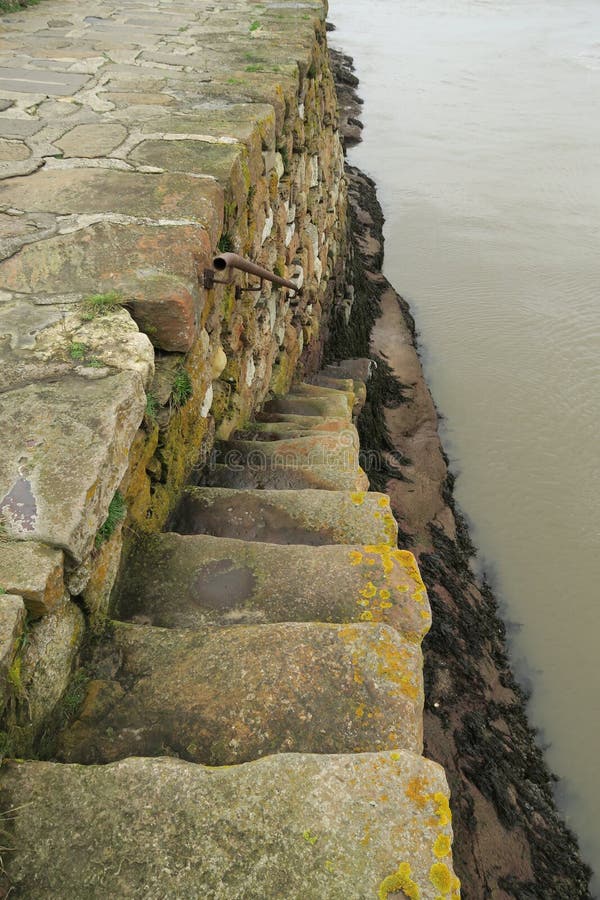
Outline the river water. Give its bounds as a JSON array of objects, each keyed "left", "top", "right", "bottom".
[{"left": 329, "top": 0, "right": 600, "bottom": 887}]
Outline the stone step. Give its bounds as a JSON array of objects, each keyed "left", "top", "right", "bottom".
[
  {"left": 313, "top": 373, "right": 367, "bottom": 415},
  {"left": 1, "top": 751, "right": 458, "bottom": 899},
  {"left": 324, "top": 358, "right": 374, "bottom": 383},
  {"left": 169, "top": 486, "right": 398, "bottom": 546},
  {"left": 214, "top": 435, "right": 359, "bottom": 470},
  {"left": 117, "top": 533, "right": 430, "bottom": 639},
  {"left": 54, "top": 621, "right": 423, "bottom": 765},
  {"left": 202, "top": 460, "right": 369, "bottom": 492},
  {"left": 233, "top": 418, "right": 359, "bottom": 447},
  {"left": 260, "top": 391, "right": 352, "bottom": 421},
  {"left": 312, "top": 375, "right": 355, "bottom": 391},
  {"left": 290, "top": 381, "right": 355, "bottom": 405},
  {"left": 254, "top": 410, "right": 352, "bottom": 428}
]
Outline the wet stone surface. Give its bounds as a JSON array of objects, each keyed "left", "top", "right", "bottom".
[
  {"left": 170, "top": 486, "right": 398, "bottom": 546},
  {"left": 117, "top": 532, "right": 430, "bottom": 639}
]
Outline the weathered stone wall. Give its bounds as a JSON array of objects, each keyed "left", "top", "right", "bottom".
[{"left": 0, "top": 0, "right": 347, "bottom": 752}]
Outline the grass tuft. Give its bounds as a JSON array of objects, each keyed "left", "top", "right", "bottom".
[
  {"left": 171, "top": 368, "right": 192, "bottom": 408},
  {"left": 145, "top": 392, "right": 158, "bottom": 421},
  {"left": 95, "top": 491, "right": 126, "bottom": 548},
  {"left": 217, "top": 232, "right": 234, "bottom": 253},
  {"left": 81, "top": 291, "right": 123, "bottom": 321},
  {"left": 68, "top": 342, "right": 87, "bottom": 360}
]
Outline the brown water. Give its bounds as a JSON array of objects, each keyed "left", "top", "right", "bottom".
[{"left": 329, "top": 0, "right": 600, "bottom": 886}]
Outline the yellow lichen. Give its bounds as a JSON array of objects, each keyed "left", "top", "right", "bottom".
[
  {"left": 433, "top": 792, "right": 452, "bottom": 827},
  {"left": 360, "top": 582, "right": 377, "bottom": 599},
  {"left": 349, "top": 550, "right": 363, "bottom": 566},
  {"left": 429, "top": 863, "right": 452, "bottom": 894},
  {"left": 433, "top": 834, "right": 451, "bottom": 858},
  {"left": 378, "top": 861, "right": 420, "bottom": 900},
  {"left": 350, "top": 491, "right": 366, "bottom": 505},
  {"left": 378, "top": 496, "right": 389, "bottom": 508}
]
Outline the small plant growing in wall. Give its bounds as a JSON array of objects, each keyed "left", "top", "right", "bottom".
[
  {"left": 171, "top": 368, "right": 193, "bottom": 408},
  {"left": 144, "top": 392, "right": 159, "bottom": 422},
  {"left": 60, "top": 670, "right": 90, "bottom": 721},
  {"left": 69, "top": 342, "right": 87, "bottom": 360},
  {"left": 81, "top": 291, "right": 124, "bottom": 321},
  {"left": 217, "top": 232, "right": 235, "bottom": 253},
  {"left": 95, "top": 490, "right": 127, "bottom": 548}
]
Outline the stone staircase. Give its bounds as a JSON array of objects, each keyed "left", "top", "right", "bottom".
[{"left": 0, "top": 365, "right": 459, "bottom": 899}]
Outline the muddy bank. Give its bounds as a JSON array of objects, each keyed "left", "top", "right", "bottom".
[{"left": 328, "top": 48, "right": 593, "bottom": 900}]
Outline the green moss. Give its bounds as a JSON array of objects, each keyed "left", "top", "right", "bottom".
[
  {"left": 95, "top": 490, "right": 126, "bottom": 548},
  {"left": 85, "top": 357, "right": 104, "bottom": 369},
  {"left": 249, "top": 20, "right": 261, "bottom": 32},
  {"left": 0, "top": 729, "right": 15, "bottom": 761},
  {"left": 278, "top": 144, "right": 289, "bottom": 173}
]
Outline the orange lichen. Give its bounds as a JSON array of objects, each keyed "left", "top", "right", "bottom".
[{"left": 405, "top": 775, "right": 431, "bottom": 809}]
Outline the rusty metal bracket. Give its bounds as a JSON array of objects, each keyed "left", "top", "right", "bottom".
[
  {"left": 203, "top": 251, "right": 302, "bottom": 300},
  {"left": 203, "top": 267, "right": 234, "bottom": 291}
]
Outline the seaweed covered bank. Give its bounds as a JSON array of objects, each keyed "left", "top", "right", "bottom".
[{"left": 328, "top": 46, "right": 593, "bottom": 900}]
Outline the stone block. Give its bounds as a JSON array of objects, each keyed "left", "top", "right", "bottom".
[
  {"left": 0, "top": 169, "right": 223, "bottom": 238},
  {"left": 171, "top": 486, "right": 398, "bottom": 547},
  {"left": 0, "top": 222, "right": 212, "bottom": 353},
  {"left": 117, "top": 533, "right": 430, "bottom": 639},
  {"left": 56, "top": 620, "right": 423, "bottom": 764},
  {"left": 0, "top": 541, "right": 64, "bottom": 618},
  {"left": 0, "top": 373, "right": 145, "bottom": 563},
  {"left": 0, "top": 594, "right": 26, "bottom": 714},
  {"left": 0, "top": 752, "right": 458, "bottom": 899},
  {"left": 21, "top": 596, "right": 84, "bottom": 736}
]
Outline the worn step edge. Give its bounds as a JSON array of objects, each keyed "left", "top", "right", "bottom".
[
  {"left": 117, "top": 532, "right": 430, "bottom": 639},
  {"left": 54, "top": 620, "right": 423, "bottom": 765},
  {"left": 169, "top": 486, "right": 398, "bottom": 546},
  {"left": 0, "top": 751, "right": 459, "bottom": 900},
  {"left": 201, "top": 460, "right": 369, "bottom": 492}
]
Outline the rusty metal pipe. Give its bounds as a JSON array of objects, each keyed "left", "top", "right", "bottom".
[{"left": 213, "top": 252, "right": 300, "bottom": 295}]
